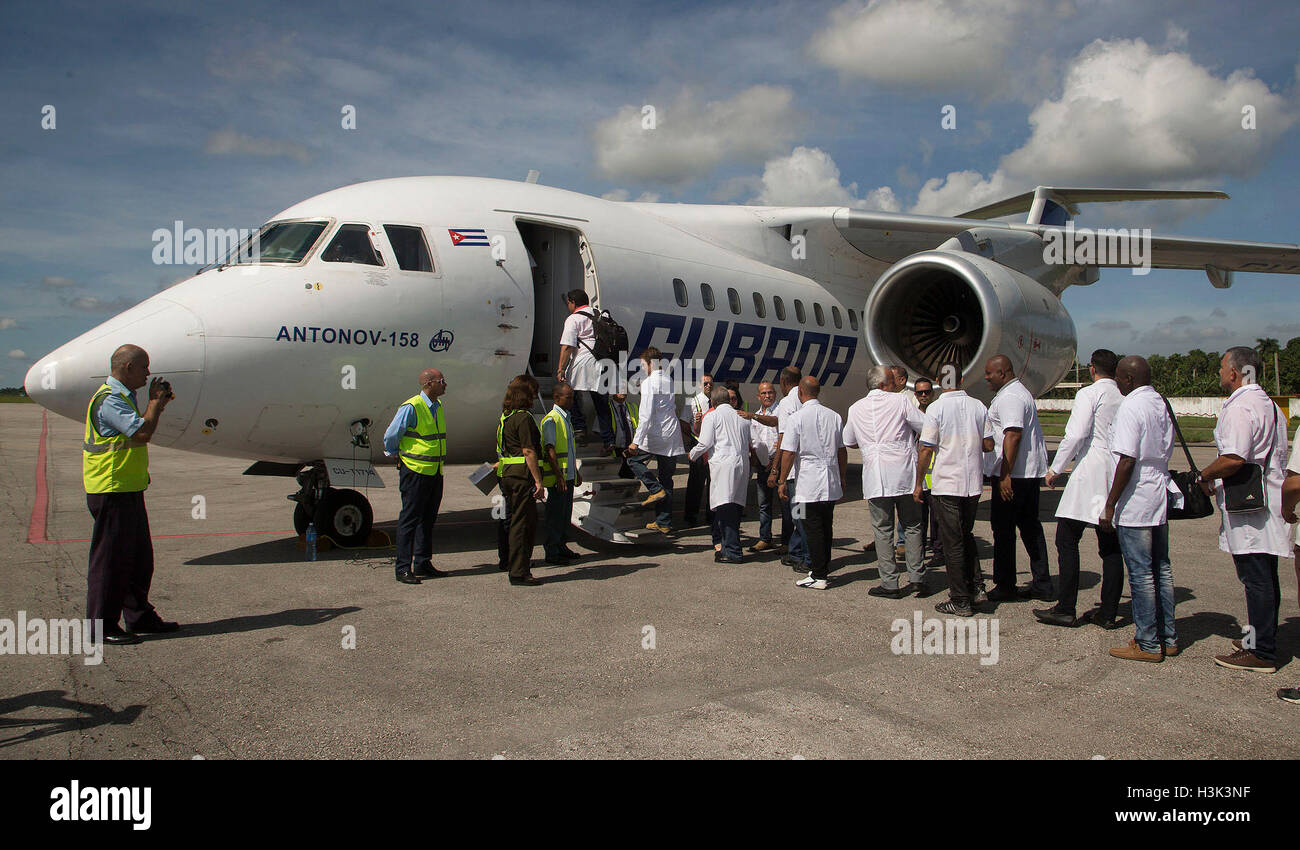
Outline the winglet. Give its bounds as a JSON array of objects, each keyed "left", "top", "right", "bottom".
[{"left": 959, "top": 186, "right": 1229, "bottom": 225}]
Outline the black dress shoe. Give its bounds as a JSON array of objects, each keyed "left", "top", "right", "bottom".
[
  {"left": 130, "top": 618, "right": 180, "bottom": 634},
  {"left": 1083, "top": 609, "right": 1120, "bottom": 630},
  {"left": 497, "top": 562, "right": 509, "bottom": 571},
  {"left": 868, "top": 585, "right": 908, "bottom": 599},
  {"left": 1018, "top": 584, "right": 1055, "bottom": 602},
  {"left": 716, "top": 556, "right": 743, "bottom": 564},
  {"left": 910, "top": 582, "right": 934, "bottom": 599},
  {"left": 101, "top": 628, "right": 142, "bottom": 645},
  {"left": 558, "top": 548, "right": 582, "bottom": 560},
  {"left": 986, "top": 586, "right": 1021, "bottom": 602},
  {"left": 412, "top": 566, "right": 447, "bottom": 579},
  {"left": 396, "top": 571, "right": 422, "bottom": 585},
  {"left": 509, "top": 574, "right": 543, "bottom": 586},
  {"left": 1033, "top": 608, "right": 1080, "bottom": 627}
]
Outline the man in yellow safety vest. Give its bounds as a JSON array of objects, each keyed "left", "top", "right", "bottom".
[
  {"left": 383, "top": 368, "right": 447, "bottom": 584},
  {"left": 83, "top": 344, "right": 180, "bottom": 645},
  {"left": 542, "top": 382, "right": 583, "bottom": 565}
]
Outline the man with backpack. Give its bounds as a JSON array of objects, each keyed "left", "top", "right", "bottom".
[{"left": 556, "top": 289, "right": 616, "bottom": 452}]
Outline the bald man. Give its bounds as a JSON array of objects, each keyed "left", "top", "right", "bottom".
[
  {"left": 984, "top": 354, "right": 1052, "bottom": 602},
  {"left": 83, "top": 344, "right": 179, "bottom": 644},
  {"left": 1100, "top": 356, "right": 1178, "bottom": 663},
  {"left": 383, "top": 368, "right": 449, "bottom": 584}
]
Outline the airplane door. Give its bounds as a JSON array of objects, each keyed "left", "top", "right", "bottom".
[{"left": 517, "top": 221, "right": 598, "bottom": 376}]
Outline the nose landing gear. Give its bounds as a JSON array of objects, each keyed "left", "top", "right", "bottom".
[{"left": 290, "top": 463, "right": 374, "bottom": 548}]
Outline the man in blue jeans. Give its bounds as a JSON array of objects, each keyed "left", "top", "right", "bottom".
[
  {"left": 768, "top": 366, "right": 811, "bottom": 572},
  {"left": 1100, "top": 356, "right": 1178, "bottom": 662}
]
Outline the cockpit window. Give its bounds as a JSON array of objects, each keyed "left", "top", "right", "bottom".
[
  {"left": 383, "top": 225, "right": 434, "bottom": 272},
  {"left": 230, "top": 220, "right": 327, "bottom": 264},
  {"left": 322, "top": 224, "right": 384, "bottom": 266}
]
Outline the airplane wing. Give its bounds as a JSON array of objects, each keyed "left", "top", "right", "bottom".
[{"left": 806, "top": 191, "right": 1300, "bottom": 288}]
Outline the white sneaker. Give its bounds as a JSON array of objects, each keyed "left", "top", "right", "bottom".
[
  {"left": 795, "top": 573, "right": 816, "bottom": 587},
  {"left": 795, "top": 573, "right": 828, "bottom": 590}
]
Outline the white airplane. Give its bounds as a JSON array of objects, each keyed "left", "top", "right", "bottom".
[{"left": 25, "top": 177, "right": 1300, "bottom": 544}]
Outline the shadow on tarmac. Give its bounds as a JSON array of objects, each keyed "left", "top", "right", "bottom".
[
  {"left": 0, "top": 690, "right": 145, "bottom": 749},
  {"left": 140, "top": 607, "right": 360, "bottom": 642}
]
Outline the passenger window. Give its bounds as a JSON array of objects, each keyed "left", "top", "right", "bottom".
[
  {"left": 673, "top": 278, "right": 688, "bottom": 308},
  {"left": 848, "top": 308, "right": 859, "bottom": 331},
  {"left": 752, "top": 292, "right": 766, "bottom": 319},
  {"left": 831, "top": 306, "right": 842, "bottom": 329},
  {"left": 383, "top": 225, "right": 434, "bottom": 272},
  {"left": 727, "top": 287, "right": 741, "bottom": 315},
  {"left": 773, "top": 295, "right": 786, "bottom": 321},
  {"left": 794, "top": 299, "right": 806, "bottom": 324},
  {"left": 322, "top": 224, "right": 383, "bottom": 266},
  {"left": 814, "top": 303, "right": 825, "bottom": 326},
  {"left": 701, "top": 283, "right": 715, "bottom": 311}
]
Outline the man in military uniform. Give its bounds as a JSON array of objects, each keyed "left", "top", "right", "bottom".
[{"left": 498, "top": 381, "right": 547, "bottom": 585}]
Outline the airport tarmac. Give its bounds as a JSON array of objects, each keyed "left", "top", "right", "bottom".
[{"left": 1, "top": 403, "right": 1296, "bottom": 759}]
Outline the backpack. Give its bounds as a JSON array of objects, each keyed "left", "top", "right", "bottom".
[{"left": 577, "top": 308, "right": 629, "bottom": 361}]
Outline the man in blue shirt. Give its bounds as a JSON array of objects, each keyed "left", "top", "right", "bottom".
[
  {"left": 84, "top": 344, "right": 179, "bottom": 644},
  {"left": 383, "top": 368, "right": 447, "bottom": 584}
]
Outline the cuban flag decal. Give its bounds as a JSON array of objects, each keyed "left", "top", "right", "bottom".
[{"left": 448, "top": 228, "right": 490, "bottom": 246}]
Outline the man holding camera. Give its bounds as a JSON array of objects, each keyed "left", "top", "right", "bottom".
[{"left": 83, "top": 344, "right": 180, "bottom": 644}]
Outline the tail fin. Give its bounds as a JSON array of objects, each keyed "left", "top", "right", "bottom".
[{"left": 958, "top": 186, "right": 1229, "bottom": 225}]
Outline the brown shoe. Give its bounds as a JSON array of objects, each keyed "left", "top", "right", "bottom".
[
  {"left": 1231, "top": 638, "right": 1243, "bottom": 652},
  {"left": 1163, "top": 643, "right": 1180, "bottom": 657},
  {"left": 894, "top": 544, "right": 907, "bottom": 559},
  {"left": 750, "top": 540, "right": 774, "bottom": 552},
  {"left": 1109, "top": 639, "right": 1163, "bottom": 663},
  {"left": 1213, "top": 649, "right": 1276, "bottom": 674},
  {"left": 640, "top": 490, "right": 667, "bottom": 507}
]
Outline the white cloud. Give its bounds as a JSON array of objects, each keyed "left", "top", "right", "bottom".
[
  {"left": 747, "top": 146, "right": 900, "bottom": 211},
  {"left": 909, "top": 38, "right": 1297, "bottom": 216},
  {"left": 7, "top": 349, "right": 27, "bottom": 360},
  {"left": 1091, "top": 320, "right": 1131, "bottom": 331},
  {"left": 807, "top": 0, "right": 1037, "bottom": 96},
  {"left": 601, "top": 189, "right": 662, "bottom": 203},
  {"left": 65, "top": 295, "right": 137, "bottom": 313},
  {"left": 41, "top": 276, "right": 76, "bottom": 288},
  {"left": 592, "top": 85, "right": 800, "bottom": 184},
  {"left": 204, "top": 129, "right": 312, "bottom": 163},
  {"left": 0, "top": 318, "right": 16, "bottom": 330}
]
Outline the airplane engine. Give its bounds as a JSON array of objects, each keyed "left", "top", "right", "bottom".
[{"left": 862, "top": 249, "right": 1076, "bottom": 398}]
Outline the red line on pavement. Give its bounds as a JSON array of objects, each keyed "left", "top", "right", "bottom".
[{"left": 27, "top": 411, "right": 50, "bottom": 544}]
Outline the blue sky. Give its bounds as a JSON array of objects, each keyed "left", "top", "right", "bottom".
[{"left": 2, "top": 0, "right": 1298, "bottom": 386}]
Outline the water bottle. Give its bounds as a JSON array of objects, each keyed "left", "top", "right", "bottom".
[{"left": 305, "top": 522, "right": 317, "bottom": 561}]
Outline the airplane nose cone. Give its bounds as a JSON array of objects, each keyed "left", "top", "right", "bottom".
[{"left": 26, "top": 298, "right": 205, "bottom": 442}]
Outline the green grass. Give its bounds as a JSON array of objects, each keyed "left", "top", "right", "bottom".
[
  {"left": 0, "top": 396, "right": 33, "bottom": 403},
  {"left": 1039, "top": 410, "right": 1297, "bottom": 442}
]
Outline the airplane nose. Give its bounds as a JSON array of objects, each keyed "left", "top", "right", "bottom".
[{"left": 26, "top": 298, "right": 205, "bottom": 443}]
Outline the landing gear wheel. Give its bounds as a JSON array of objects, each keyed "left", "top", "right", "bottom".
[
  {"left": 293, "top": 502, "right": 313, "bottom": 536},
  {"left": 313, "top": 488, "right": 373, "bottom": 547}
]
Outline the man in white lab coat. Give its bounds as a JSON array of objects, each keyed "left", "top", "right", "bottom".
[
  {"left": 690, "top": 386, "right": 752, "bottom": 563},
  {"left": 843, "top": 365, "right": 927, "bottom": 598},
  {"left": 1038, "top": 349, "right": 1125, "bottom": 629},
  {"left": 627, "top": 347, "right": 687, "bottom": 534},
  {"left": 1199, "top": 346, "right": 1292, "bottom": 674}
]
